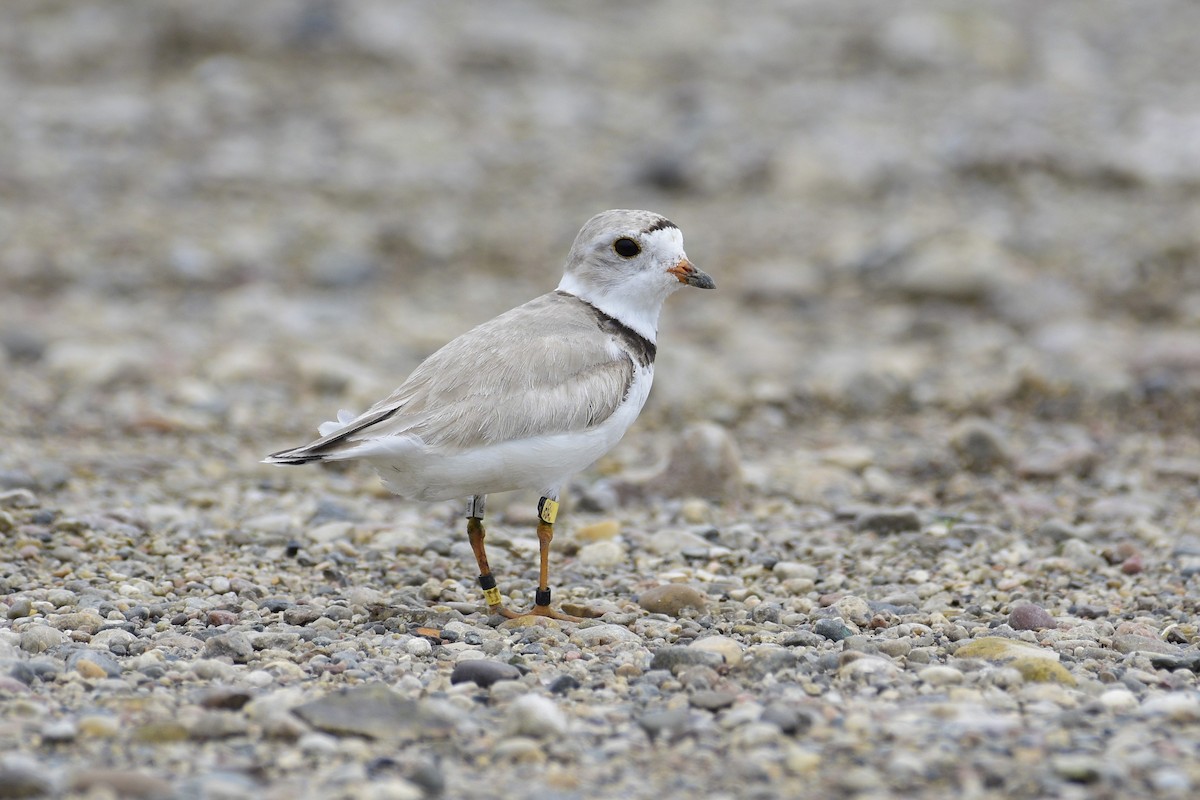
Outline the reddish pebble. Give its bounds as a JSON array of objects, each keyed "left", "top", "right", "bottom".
[
  {"left": 207, "top": 610, "right": 238, "bottom": 626},
  {"left": 1008, "top": 603, "right": 1056, "bottom": 631},
  {"left": 1120, "top": 555, "right": 1144, "bottom": 574}
]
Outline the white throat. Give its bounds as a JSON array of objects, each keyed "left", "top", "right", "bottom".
[{"left": 556, "top": 273, "right": 667, "bottom": 343}]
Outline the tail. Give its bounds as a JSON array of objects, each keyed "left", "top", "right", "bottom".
[
  {"left": 262, "top": 405, "right": 402, "bottom": 466},
  {"left": 262, "top": 408, "right": 357, "bottom": 465},
  {"left": 261, "top": 446, "right": 327, "bottom": 466}
]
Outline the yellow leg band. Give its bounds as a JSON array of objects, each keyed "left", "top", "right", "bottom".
[
  {"left": 538, "top": 497, "right": 559, "bottom": 524},
  {"left": 482, "top": 587, "right": 502, "bottom": 606}
]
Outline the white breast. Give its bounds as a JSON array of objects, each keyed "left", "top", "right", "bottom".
[{"left": 367, "top": 363, "right": 655, "bottom": 501}]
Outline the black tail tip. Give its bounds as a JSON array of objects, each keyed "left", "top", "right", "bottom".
[{"left": 262, "top": 451, "right": 322, "bottom": 466}]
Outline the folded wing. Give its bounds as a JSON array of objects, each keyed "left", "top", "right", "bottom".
[{"left": 264, "top": 292, "right": 635, "bottom": 464}]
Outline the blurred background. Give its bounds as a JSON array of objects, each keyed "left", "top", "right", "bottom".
[{"left": 3, "top": 0, "right": 1200, "bottom": 494}]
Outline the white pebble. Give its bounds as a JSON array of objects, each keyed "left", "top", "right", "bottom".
[
  {"left": 209, "top": 576, "right": 231, "bottom": 594},
  {"left": 245, "top": 670, "right": 275, "bottom": 687},
  {"left": 505, "top": 694, "right": 569, "bottom": 739},
  {"left": 577, "top": 539, "right": 627, "bottom": 567},
  {"left": 689, "top": 635, "right": 744, "bottom": 668},
  {"left": 918, "top": 665, "right": 964, "bottom": 686},
  {"left": 1099, "top": 688, "right": 1138, "bottom": 712},
  {"left": 404, "top": 638, "right": 433, "bottom": 657}
]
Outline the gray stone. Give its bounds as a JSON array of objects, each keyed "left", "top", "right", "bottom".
[
  {"left": 0, "top": 756, "right": 55, "bottom": 798},
  {"left": 20, "top": 626, "right": 66, "bottom": 654},
  {"left": 67, "top": 769, "right": 173, "bottom": 799},
  {"left": 760, "top": 705, "right": 812, "bottom": 735},
  {"left": 814, "top": 618, "right": 854, "bottom": 642},
  {"left": 649, "top": 647, "right": 725, "bottom": 673},
  {"left": 293, "top": 683, "right": 427, "bottom": 741},
  {"left": 637, "top": 708, "right": 696, "bottom": 742},
  {"left": 203, "top": 631, "right": 254, "bottom": 663},
  {"left": 7, "top": 598, "right": 33, "bottom": 620},
  {"left": 646, "top": 423, "right": 742, "bottom": 500},
  {"left": 449, "top": 659, "right": 522, "bottom": 688},
  {"left": 689, "top": 690, "right": 738, "bottom": 711},
  {"left": 949, "top": 418, "right": 1010, "bottom": 472},
  {"left": 854, "top": 508, "right": 920, "bottom": 534}
]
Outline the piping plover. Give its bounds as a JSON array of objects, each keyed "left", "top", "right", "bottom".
[{"left": 265, "top": 209, "right": 714, "bottom": 620}]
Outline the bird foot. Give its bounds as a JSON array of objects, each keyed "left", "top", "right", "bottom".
[{"left": 490, "top": 604, "right": 582, "bottom": 623}]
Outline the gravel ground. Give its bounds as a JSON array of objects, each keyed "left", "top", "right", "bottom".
[{"left": 3, "top": 2, "right": 1200, "bottom": 798}]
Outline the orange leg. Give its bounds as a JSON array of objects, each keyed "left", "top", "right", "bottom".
[
  {"left": 464, "top": 495, "right": 579, "bottom": 622},
  {"left": 526, "top": 513, "right": 581, "bottom": 622}
]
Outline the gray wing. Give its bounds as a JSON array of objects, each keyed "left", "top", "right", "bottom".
[{"left": 275, "top": 293, "right": 635, "bottom": 459}]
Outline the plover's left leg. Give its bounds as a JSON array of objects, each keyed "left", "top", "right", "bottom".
[
  {"left": 523, "top": 495, "right": 582, "bottom": 622},
  {"left": 465, "top": 495, "right": 518, "bottom": 618}
]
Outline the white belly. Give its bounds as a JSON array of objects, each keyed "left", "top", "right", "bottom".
[{"left": 366, "top": 365, "right": 653, "bottom": 501}]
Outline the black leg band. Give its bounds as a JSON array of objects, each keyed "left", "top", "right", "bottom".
[
  {"left": 535, "top": 588, "right": 551, "bottom": 607},
  {"left": 478, "top": 574, "right": 497, "bottom": 591}
]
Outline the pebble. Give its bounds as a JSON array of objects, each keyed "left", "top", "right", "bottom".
[
  {"left": 646, "top": 423, "right": 742, "bottom": 500},
  {"left": 577, "top": 539, "right": 627, "bottom": 567},
  {"left": 504, "top": 694, "right": 569, "bottom": 738},
  {"left": 760, "top": 705, "right": 812, "bottom": 735},
  {"left": 838, "top": 655, "right": 901, "bottom": 679},
  {"left": 68, "top": 649, "right": 122, "bottom": 679},
  {"left": 949, "top": 418, "right": 1010, "bottom": 472},
  {"left": 954, "top": 637, "right": 1060, "bottom": 663},
  {"left": 449, "top": 660, "right": 522, "bottom": 688},
  {"left": 1008, "top": 604, "right": 1057, "bottom": 631},
  {"left": 19, "top": 626, "right": 65, "bottom": 654},
  {"left": 41, "top": 718, "right": 79, "bottom": 743},
  {"left": 204, "top": 631, "right": 254, "bottom": 662},
  {"left": 404, "top": 637, "right": 433, "bottom": 657},
  {"left": 690, "top": 690, "right": 738, "bottom": 711},
  {"left": 637, "top": 584, "right": 708, "bottom": 616},
  {"left": 6, "top": 597, "right": 33, "bottom": 620},
  {"left": 0, "top": 756, "right": 54, "bottom": 798},
  {"left": 854, "top": 508, "right": 921, "bottom": 534},
  {"left": 637, "top": 708, "right": 696, "bottom": 742},
  {"left": 1113, "top": 634, "right": 1180, "bottom": 656},
  {"left": 814, "top": 618, "right": 854, "bottom": 642},
  {"left": 1139, "top": 694, "right": 1200, "bottom": 722},
  {"left": 66, "top": 769, "right": 173, "bottom": 799},
  {"left": 688, "top": 635, "right": 744, "bottom": 668},
  {"left": 918, "top": 665, "right": 965, "bottom": 686},
  {"left": 207, "top": 609, "right": 239, "bottom": 626},
  {"left": 833, "top": 595, "right": 872, "bottom": 626},
  {"left": 573, "top": 519, "right": 620, "bottom": 542},
  {"left": 649, "top": 647, "right": 726, "bottom": 673},
  {"left": 1009, "top": 658, "right": 1076, "bottom": 686},
  {"left": 569, "top": 624, "right": 642, "bottom": 646},
  {"left": 198, "top": 687, "right": 254, "bottom": 710},
  {"left": 773, "top": 561, "right": 819, "bottom": 581},
  {"left": 292, "top": 684, "right": 421, "bottom": 741},
  {"left": 489, "top": 737, "right": 545, "bottom": 763}
]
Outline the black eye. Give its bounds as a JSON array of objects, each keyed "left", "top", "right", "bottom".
[{"left": 613, "top": 237, "right": 640, "bottom": 258}]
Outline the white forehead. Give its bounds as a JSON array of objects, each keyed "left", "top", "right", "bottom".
[{"left": 642, "top": 225, "right": 685, "bottom": 260}]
